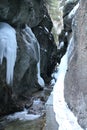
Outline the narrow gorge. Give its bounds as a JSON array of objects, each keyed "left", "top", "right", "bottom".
[{"left": 0, "top": 0, "right": 87, "bottom": 130}]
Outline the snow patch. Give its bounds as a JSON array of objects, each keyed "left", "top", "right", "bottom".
[
  {"left": 0, "top": 22, "right": 17, "bottom": 85},
  {"left": 41, "top": 48, "right": 47, "bottom": 53},
  {"left": 65, "top": 32, "right": 68, "bottom": 36},
  {"left": 58, "top": 41, "right": 64, "bottom": 49},
  {"left": 7, "top": 108, "right": 40, "bottom": 121},
  {"left": 53, "top": 36, "right": 83, "bottom": 130},
  {"left": 51, "top": 78, "right": 56, "bottom": 86}
]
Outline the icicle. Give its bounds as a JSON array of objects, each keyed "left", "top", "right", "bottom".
[
  {"left": 37, "top": 62, "right": 45, "bottom": 87},
  {"left": 0, "top": 22, "right": 17, "bottom": 85},
  {"left": 37, "top": 37, "right": 45, "bottom": 87}
]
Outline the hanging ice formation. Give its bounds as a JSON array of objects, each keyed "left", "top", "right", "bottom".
[
  {"left": 22, "top": 25, "right": 45, "bottom": 87},
  {"left": 37, "top": 61, "right": 45, "bottom": 87},
  {"left": 0, "top": 22, "right": 17, "bottom": 85},
  {"left": 36, "top": 33, "right": 45, "bottom": 87}
]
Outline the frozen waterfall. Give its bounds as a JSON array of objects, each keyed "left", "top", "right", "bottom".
[
  {"left": 0, "top": 22, "right": 17, "bottom": 85},
  {"left": 22, "top": 25, "right": 45, "bottom": 87},
  {"left": 53, "top": 37, "right": 83, "bottom": 130},
  {"left": 37, "top": 62, "right": 45, "bottom": 87}
]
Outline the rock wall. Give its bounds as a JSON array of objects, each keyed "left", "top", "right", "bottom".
[
  {"left": 64, "top": 0, "right": 87, "bottom": 129},
  {"left": 0, "top": 0, "right": 57, "bottom": 115},
  {"left": 0, "top": 0, "right": 45, "bottom": 27},
  {"left": 57, "top": 0, "right": 79, "bottom": 63}
]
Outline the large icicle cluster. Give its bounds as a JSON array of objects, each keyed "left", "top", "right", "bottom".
[{"left": 0, "top": 22, "right": 17, "bottom": 85}]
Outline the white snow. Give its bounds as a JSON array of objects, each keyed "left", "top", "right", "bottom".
[
  {"left": 51, "top": 78, "right": 56, "bottom": 86},
  {"left": 58, "top": 41, "right": 64, "bottom": 49},
  {"left": 53, "top": 37, "right": 83, "bottom": 130},
  {"left": 41, "top": 48, "right": 47, "bottom": 52},
  {"left": 0, "top": 22, "right": 17, "bottom": 85},
  {"left": 68, "top": 2, "right": 79, "bottom": 19},
  {"left": 65, "top": 32, "right": 68, "bottom": 36},
  {"left": 7, "top": 108, "right": 40, "bottom": 121},
  {"left": 33, "top": 98, "right": 41, "bottom": 105}
]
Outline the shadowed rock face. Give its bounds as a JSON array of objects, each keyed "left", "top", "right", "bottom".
[
  {"left": 64, "top": 0, "right": 87, "bottom": 129},
  {"left": 0, "top": 0, "right": 58, "bottom": 115},
  {"left": 0, "top": 0, "right": 45, "bottom": 27}
]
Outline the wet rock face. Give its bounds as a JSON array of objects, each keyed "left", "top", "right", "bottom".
[
  {"left": 13, "top": 26, "right": 40, "bottom": 96},
  {"left": 0, "top": 0, "right": 57, "bottom": 115},
  {"left": 64, "top": 0, "right": 87, "bottom": 129}
]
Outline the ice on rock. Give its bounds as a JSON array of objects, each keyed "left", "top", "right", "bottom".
[
  {"left": 37, "top": 62, "right": 45, "bottom": 87},
  {"left": 58, "top": 41, "right": 64, "bottom": 50},
  {"left": 0, "top": 22, "right": 17, "bottom": 85},
  {"left": 7, "top": 108, "right": 40, "bottom": 121},
  {"left": 68, "top": 2, "right": 79, "bottom": 19},
  {"left": 22, "top": 25, "right": 45, "bottom": 87}
]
